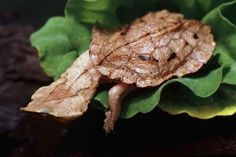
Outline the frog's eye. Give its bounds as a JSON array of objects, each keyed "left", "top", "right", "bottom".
[
  {"left": 167, "top": 52, "right": 176, "bottom": 62},
  {"left": 193, "top": 33, "right": 198, "bottom": 39},
  {"left": 138, "top": 54, "right": 151, "bottom": 61}
]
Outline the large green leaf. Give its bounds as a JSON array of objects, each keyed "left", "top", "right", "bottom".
[
  {"left": 172, "top": 0, "right": 233, "bottom": 19},
  {"left": 94, "top": 67, "right": 222, "bottom": 118},
  {"left": 156, "top": 1, "right": 236, "bottom": 119},
  {"left": 202, "top": 0, "right": 236, "bottom": 65},
  {"left": 223, "top": 62, "right": 236, "bottom": 85},
  {"left": 31, "top": 17, "right": 91, "bottom": 79},
  {"left": 117, "top": 0, "right": 164, "bottom": 24},
  {"left": 64, "top": 0, "right": 231, "bottom": 28},
  {"left": 159, "top": 85, "right": 236, "bottom": 119},
  {"left": 31, "top": 0, "right": 236, "bottom": 120},
  {"left": 65, "top": 0, "right": 121, "bottom": 28},
  {"left": 156, "top": 0, "right": 236, "bottom": 120}
]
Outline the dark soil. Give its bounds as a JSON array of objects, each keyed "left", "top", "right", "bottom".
[{"left": 1, "top": 11, "right": 236, "bottom": 157}]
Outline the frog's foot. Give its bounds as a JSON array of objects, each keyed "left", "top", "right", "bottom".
[{"left": 103, "top": 83, "right": 136, "bottom": 133}]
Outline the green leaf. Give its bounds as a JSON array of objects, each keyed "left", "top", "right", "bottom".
[
  {"left": 31, "top": 0, "right": 236, "bottom": 120},
  {"left": 202, "top": 0, "right": 236, "bottom": 65},
  {"left": 65, "top": 0, "right": 121, "bottom": 28},
  {"left": 159, "top": 85, "right": 236, "bottom": 119},
  {"left": 65, "top": 0, "right": 233, "bottom": 28},
  {"left": 117, "top": 0, "right": 231, "bottom": 24},
  {"left": 223, "top": 62, "right": 236, "bottom": 85},
  {"left": 176, "top": 68, "right": 223, "bottom": 97},
  {"left": 172, "top": 0, "right": 233, "bottom": 19},
  {"left": 94, "top": 89, "right": 109, "bottom": 108},
  {"left": 94, "top": 67, "right": 222, "bottom": 118},
  {"left": 117, "top": 0, "right": 163, "bottom": 24},
  {"left": 31, "top": 17, "right": 91, "bottom": 79},
  {"left": 41, "top": 50, "right": 77, "bottom": 79},
  {"left": 120, "top": 67, "right": 222, "bottom": 118}
]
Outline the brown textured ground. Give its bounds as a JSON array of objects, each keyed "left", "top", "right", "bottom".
[{"left": 1, "top": 12, "right": 236, "bottom": 157}]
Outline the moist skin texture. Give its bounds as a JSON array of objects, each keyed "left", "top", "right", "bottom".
[{"left": 22, "top": 10, "right": 215, "bottom": 133}]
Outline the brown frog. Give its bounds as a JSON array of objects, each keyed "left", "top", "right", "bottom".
[{"left": 22, "top": 10, "right": 215, "bottom": 133}]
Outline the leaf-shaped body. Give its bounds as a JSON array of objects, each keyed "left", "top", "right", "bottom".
[
  {"left": 21, "top": 51, "right": 102, "bottom": 120},
  {"left": 90, "top": 10, "right": 215, "bottom": 87},
  {"left": 22, "top": 10, "right": 216, "bottom": 130}
]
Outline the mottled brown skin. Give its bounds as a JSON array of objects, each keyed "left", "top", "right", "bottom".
[
  {"left": 90, "top": 10, "right": 214, "bottom": 87},
  {"left": 91, "top": 10, "right": 215, "bottom": 132},
  {"left": 22, "top": 51, "right": 102, "bottom": 121},
  {"left": 22, "top": 10, "right": 215, "bottom": 133}
]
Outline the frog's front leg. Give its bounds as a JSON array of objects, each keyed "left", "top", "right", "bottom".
[{"left": 103, "top": 83, "right": 136, "bottom": 133}]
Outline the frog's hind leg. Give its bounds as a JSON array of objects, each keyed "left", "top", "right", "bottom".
[{"left": 103, "top": 83, "right": 136, "bottom": 133}]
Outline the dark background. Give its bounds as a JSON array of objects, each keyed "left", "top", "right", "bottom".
[{"left": 1, "top": 0, "right": 236, "bottom": 156}]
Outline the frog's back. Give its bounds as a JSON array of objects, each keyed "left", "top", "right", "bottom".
[{"left": 89, "top": 10, "right": 215, "bottom": 87}]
